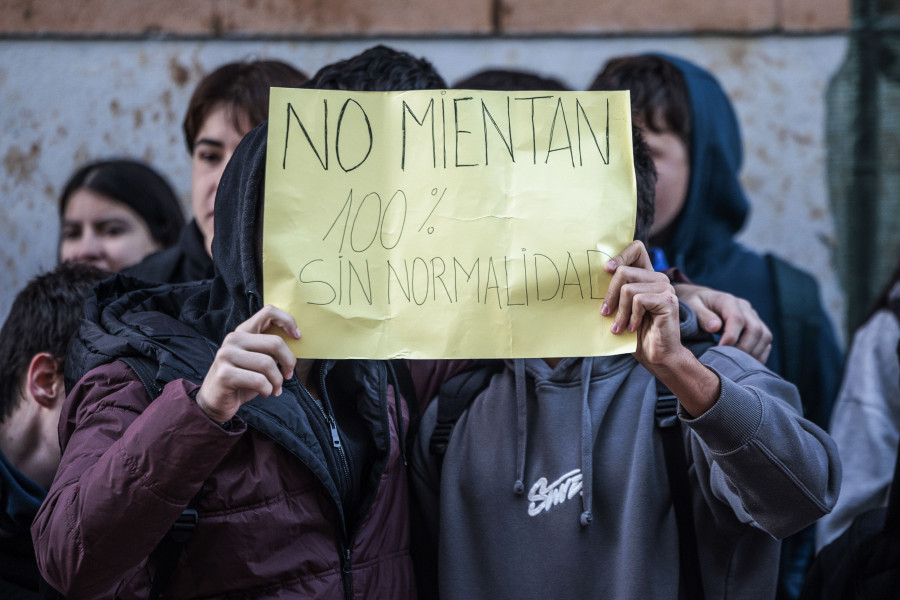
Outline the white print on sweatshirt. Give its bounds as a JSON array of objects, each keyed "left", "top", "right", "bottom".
[{"left": 527, "top": 469, "right": 583, "bottom": 517}]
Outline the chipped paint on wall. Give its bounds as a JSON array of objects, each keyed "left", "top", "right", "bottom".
[{"left": 0, "top": 37, "right": 849, "bottom": 342}]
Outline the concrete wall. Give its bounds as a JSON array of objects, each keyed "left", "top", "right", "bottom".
[
  {"left": 0, "top": 0, "right": 852, "bottom": 342},
  {"left": 1, "top": 0, "right": 849, "bottom": 35}
]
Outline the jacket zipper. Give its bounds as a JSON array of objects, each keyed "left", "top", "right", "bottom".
[
  {"left": 295, "top": 364, "right": 352, "bottom": 504},
  {"left": 317, "top": 364, "right": 355, "bottom": 600},
  {"left": 341, "top": 546, "right": 353, "bottom": 600},
  {"left": 295, "top": 362, "right": 396, "bottom": 600},
  {"left": 298, "top": 364, "right": 356, "bottom": 599},
  {"left": 319, "top": 364, "right": 352, "bottom": 503}
]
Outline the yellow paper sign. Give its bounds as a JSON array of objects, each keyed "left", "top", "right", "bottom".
[{"left": 263, "top": 88, "right": 637, "bottom": 359}]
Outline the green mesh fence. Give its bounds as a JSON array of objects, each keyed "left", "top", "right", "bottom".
[{"left": 828, "top": 0, "right": 900, "bottom": 334}]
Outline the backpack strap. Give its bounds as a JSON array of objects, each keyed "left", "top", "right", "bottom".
[
  {"left": 429, "top": 362, "right": 503, "bottom": 460},
  {"left": 148, "top": 505, "right": 199, "bottom": 600},
  {"left": 118, "top": 356, "right": 200, "bottom": 600},
  {"left": 386, "top": 360, "right": 416, "bottom": 467},
  {"left": 120, "top": 356, "right": 164, "bottom": 398},
  {"left": 655, "top": 338, "right": 713, "bottom": 600},
  {"left": 389, "top": 359, "right": 418, "bottom": 418},
  {"left": 765, "top": 253, "right": 829, "bottom": 427}
]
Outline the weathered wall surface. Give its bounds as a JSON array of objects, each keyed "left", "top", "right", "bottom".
[
  {"left": 0, "top": 0, "right": 848, "bottom": 35},
  {"left": 0, "top": 0, "right": 852, "bottom": 342}
]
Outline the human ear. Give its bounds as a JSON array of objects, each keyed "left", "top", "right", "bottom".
[{"left": 26, "top": 352, "right": 64, "bottom": 409}]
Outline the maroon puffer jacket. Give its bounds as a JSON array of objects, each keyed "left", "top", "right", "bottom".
[{"left": 32, "top": 360, "right": 417, "bottom": 600}]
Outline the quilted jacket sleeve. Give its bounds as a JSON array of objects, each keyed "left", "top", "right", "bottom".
[{"left": 31, "top": 361, "right": 246, "bottom": 598}]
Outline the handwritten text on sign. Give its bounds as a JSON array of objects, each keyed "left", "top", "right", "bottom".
[{"left": 263, "top": 88, "right": 637, "bottom": 359}]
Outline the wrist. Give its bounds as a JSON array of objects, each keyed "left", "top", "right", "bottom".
[
  {"left": 194, "top": 388, "right": 232, "bottom": 425},
  {"left": 642, "top": 343, "right": 695, "bottom": 376},
  {"left": 648, "top": 347, "right": 721, "bottom": 418}
]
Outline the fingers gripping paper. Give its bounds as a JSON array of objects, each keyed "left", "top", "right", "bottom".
[{"left": 264, "top": 88, "right": 637, "bottom": 359}]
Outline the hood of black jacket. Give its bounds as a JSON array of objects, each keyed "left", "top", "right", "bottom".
[{"left": 63, "top": 275, "right": 217, "bottom": 394}]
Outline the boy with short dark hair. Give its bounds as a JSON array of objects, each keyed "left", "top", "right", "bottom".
[
  {"left": 0, "top": 262, "right": 108, "bottom": 596},
  {"left": 591, "top": 56, "right": 845, "bottom": 597},
  {"left": 128, "top": 59, "right": 309, "bottom": 283}
]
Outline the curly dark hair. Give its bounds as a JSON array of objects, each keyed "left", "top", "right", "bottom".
[
  {"left": 306, "top": 45, "right": 446, "bottom": 92},
  {"left": 453, "top": 68, "right": 568, "bottom": 92}
]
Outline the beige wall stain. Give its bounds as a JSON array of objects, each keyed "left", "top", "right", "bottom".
[
  {"left": 168, "top": 57, "right": 190, "bottom": 87},
  {"left": 3, "top": 143, "right": 41, "bottom": 184}
]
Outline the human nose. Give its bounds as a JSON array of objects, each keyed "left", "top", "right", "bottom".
[{"left": 70, "top": 230, "right": 103, "bottom": 263}]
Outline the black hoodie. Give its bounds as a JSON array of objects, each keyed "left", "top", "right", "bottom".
[{"left": 124, "top": 219, "right": 214, "bottom": 285}]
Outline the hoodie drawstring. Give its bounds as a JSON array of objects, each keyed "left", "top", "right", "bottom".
[
  {"left": 579, "top": 358, "right": 594, "bottom": 527},
  {"left": 512, "top": 358, "right": 596, "bottom": 527},
  {"left": 513, "top": 359, "right": 527, "bottom": 496}
]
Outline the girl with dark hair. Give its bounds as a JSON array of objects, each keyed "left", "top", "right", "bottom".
[{"left": 58, "top": 159, "right": 185, "bottom": 273}]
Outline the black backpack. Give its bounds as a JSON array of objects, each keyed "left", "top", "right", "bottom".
[
  {"left": 428, "top": 339, "right": 714, "bottom": 600},
  {"left": 797, "top": 303, "right": 900, "bottom": 600},
  {"left": 767, "top": 254, "right": 842, "bottom": 600},
  {"left": 797, "top": 444, "right": 900, "bottom": 599}
]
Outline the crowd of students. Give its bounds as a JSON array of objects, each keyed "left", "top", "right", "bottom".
[{"left": 0, "top": 43, "right": 893, "bottom": 599}]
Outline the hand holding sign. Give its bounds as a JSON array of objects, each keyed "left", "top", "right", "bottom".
[{"left": 263, "top": 88, "right": 637, "bottom": 359}]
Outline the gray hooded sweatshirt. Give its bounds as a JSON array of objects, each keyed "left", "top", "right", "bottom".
[{"left": 410, "top": 305, "right": 840, "bottom": 600}]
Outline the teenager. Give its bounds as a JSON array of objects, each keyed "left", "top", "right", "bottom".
[
  {"left": 127, "top": 59, "right": 308, "bottom": 284},
  {"left": 591, "top": 57, "right": 844, "bottom": 597},
  {"left": 58, "top": 159, "right": 183, "bottom": 273},
  {"left": 0, "top": 263, "right": 108, "bottom": 597},
  {"left": 590, "top": 54, "right": 843, "bottom": 430},
  {"left": 409, "top": 188, "right": 839, "bottom": 600}
]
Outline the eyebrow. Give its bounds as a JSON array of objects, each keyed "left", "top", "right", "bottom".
[
  {"left": 63, "top": 217, "right": 133, "bottom": 228},
  {"left": 195, "top": 138, "right": 224, "bottom": 149}
]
